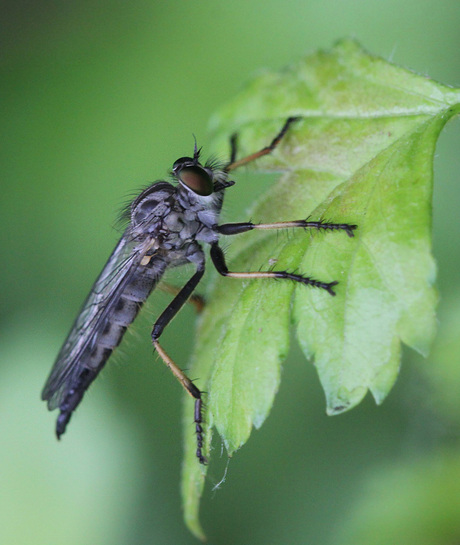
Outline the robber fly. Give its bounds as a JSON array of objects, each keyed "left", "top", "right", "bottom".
[{"left": 42, "top": 117, "right": 357, "bottom": 463}]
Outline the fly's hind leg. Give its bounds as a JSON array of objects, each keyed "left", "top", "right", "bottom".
[
  {"left": 151, "top": 260, "right": 207, "bottom": 464},
  {"left": 158, "top": 281, "right": 205, "bottom": 313},
  {"left": 152, "top": 341, "right": 206, "bottom": 464}
]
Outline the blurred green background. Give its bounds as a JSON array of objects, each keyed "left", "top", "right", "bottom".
[{"left": 1, "top": 2, "right": 460, "bottom": 544}]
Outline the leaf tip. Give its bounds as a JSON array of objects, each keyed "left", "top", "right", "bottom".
[
  {"left": 325, "top": 386, "right": 368, "bottom": 415},
  {"left": 326, "top": 404, "right": 349, "bottom": 416},
  {"left": 185, "top": 516, "right": 207, "bottom": 542}
]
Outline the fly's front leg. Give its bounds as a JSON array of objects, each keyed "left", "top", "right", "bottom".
[
  {"left": 216, "top": 219, "right": 357, "bottom": 238},
  {"left": 210, "top": 242, "right": 339, "bottom": 296},
  {"left": 151, "top": 264, "right": 207, "bottom": 464},
  {"left": 225, "top": 116, "right": 300, "bottom": 172},
  {"left": 229, "top": 133, "right": 238, "bottom": 165}
]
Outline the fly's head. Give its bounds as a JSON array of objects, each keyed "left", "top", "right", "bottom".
[
  {"left": 172, "top": 143, "right": 234, "bottom": 198},
  {"left": 172, "top": 156, "right": 214, "bottom": 197}
]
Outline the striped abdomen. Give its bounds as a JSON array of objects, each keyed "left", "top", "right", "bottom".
[{"left": 56, "top": 258, "right": 167, "bottom": 436}]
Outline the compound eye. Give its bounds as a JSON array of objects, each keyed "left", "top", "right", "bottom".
[
  {"left": 172, "top": 157, "right": 193, "bottom": 172},
  {"left": 178, "top": 165, "right": 213, "bottom": 196}
]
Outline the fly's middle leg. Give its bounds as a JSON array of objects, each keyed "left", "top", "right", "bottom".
[
  {"left": 214, "top": 219, "right": 357, "bottom": 295},
  {"left": 210, "top": 241, "right": 340, "bottom": 296},
  {"left": 151, "top": 264, "right": 207, "bottom": 464}
]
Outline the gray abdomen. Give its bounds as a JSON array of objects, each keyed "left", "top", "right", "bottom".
[
  {"left": 57, "top": 257, "right": 168, "bottom": 436},
  {"left": 87, "top": 257, "right": 168, "bottom": 369}
]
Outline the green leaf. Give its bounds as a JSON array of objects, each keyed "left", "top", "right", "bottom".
[{"left": 182, "top": 39, "right": 460, "bottom": 538}]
